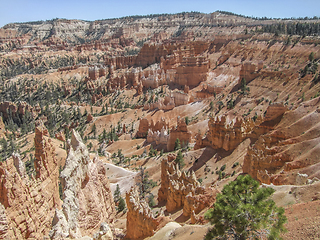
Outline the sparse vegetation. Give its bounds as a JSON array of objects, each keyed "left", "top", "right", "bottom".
[
  {"left": 175, "top": 150, "right": 185, "bottom": 168},
  {"left": 174, "top": 138, "right": 181, "bottom": 151}
]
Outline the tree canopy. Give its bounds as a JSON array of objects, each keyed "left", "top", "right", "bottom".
[{"left": 205, "top": 174, "right": 287, "bottom": 240}]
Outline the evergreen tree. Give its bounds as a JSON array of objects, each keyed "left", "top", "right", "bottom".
[
  {"left": 309, "top": 52, "right": 315, "bottom": 62},
  {"left": 117, "top": 196, "right": 126, "bottom": 212},
  {"left": 148, "top": 193, "right": 156, "bottom": 208},
  {"left": 174, "top": 138, "right": 181, "bottom": 150},
  {"left": 175, "top": 150, "right": 185, "bottom": 168},
  {"left": 185, "top": 116, "right": 190, "bottom": 125},
  {"left": 137, "top": 166, "right": 157, "bottom": 198},
  {"left": 114, "top": 184, "right": 121, "bottom": 203},
  {"left": 91, "top": 123, "right": 97, "bottom": 138},
  {"left": 205, "top": 175, "right": 287, "bottom": 240}
]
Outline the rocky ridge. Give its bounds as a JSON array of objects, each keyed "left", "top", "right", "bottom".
[
  {"left": 126, "top": 187, "right": 160, "bottom": 239},
  {"left": 50, "top": 130, "right": 116, "bottom": 239},
  {"left": 0, "top": 124, "right": 62, "bottom": 239},
  {"left": 158, "top": 154, "right": 217, "bottom": 216}
]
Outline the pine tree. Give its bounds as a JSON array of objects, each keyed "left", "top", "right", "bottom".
[
  {"left": 117, "top": 196, "right": 126, "bottom": 212},
  {"left": 175, "top": 150, "right": 185, "bottom": 168},
  {"left": 137, "top": 166, "right": 157, "bottom": 198},
  {"left": 174, "top": 138, "right": 181, "bottom": 150},
  {"left": 148, "top": 193, "right": 156, "bottom": 208},
  {"left": 309, "top": 52, "right": 315, "bottom": 62},
  {"left": 114, "top": 184, "right": 121, "bottom": 203},
  {"left": 205, "top": 175, "right": 287, "bottom": 240},
  {"left": 91, "top": 123, "right": 97, "bottom": 138}
]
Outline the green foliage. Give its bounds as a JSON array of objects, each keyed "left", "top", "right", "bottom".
[
  {"left": 240, "top": 78, "right": 250, "bottom": 95},
  {"left": 117, "top": 196, "right": 126, "bottom": 212},
  {"left": 148, "top": 193, "right": 156, "bottom": 208},
  {"left": 149, "top": 145, "right": 157, "bottom": 157},
  {"left": 117, "top": 149, "right": 124, "bottom": 165},
  {"left": 185, "top": 116, "right": 190, "bottom": 125},
  {"left": 217, "top": 101, "right": 224, "bottom": 111},
  {"left": 174, "top": 138, "right": 181, "bottom": 151},
  {"left": 205, "top": 175, "right": 287, "bottom": 240},
  {"left": 260, "top": 22, "right": 320, "bottom": 37},
  {"left": 232, "top": 162, "right": 239, "bottom": 168},
  {"left": 175, "top": 150, "right": 185, "bottom": 168},
  {"left": 91, "top": 123, "right": 97, "bottom": 138},
  {"left": 210, "top": 101, "right": 214, "bottom": 110},
  {"left": 114, "top": 184, "right": 121, "bottom": 203},
  {"left": 220, "top": 164, "right": 226, "bottom": 172},
  {"left": 309, "top": 52, "right": 315, "bottom": 62},
  {"left": 87, "top": 142, "right": 93, "bottom": 151},
  {"left": 300, "top": 60, "right": 318, "bottom": 78},
  {"left": 227, "top": 95, "right": 235, "bottom": 109},
  {"left": 137, "top": 166, "right": 157, "bottom": 198},
  {"left": 25, "top": 154, "right": 35, "bottom": 177}
]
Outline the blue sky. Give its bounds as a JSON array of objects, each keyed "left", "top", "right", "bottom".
[{"left": 0, "top": 0, "right": 319, "bottom": 27}]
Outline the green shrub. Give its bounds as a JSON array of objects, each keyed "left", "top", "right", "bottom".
[{"left": 205, "top": 175, "right": 287, "bottom": 240}]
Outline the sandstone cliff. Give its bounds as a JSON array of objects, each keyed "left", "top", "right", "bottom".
[
  {"left": 126, "top": 187, "right": 159, "bottom": 239},
  {"left": 158, "top": 155, "right": 217, "bottom": 215},
  {"left": 137, "top": 117, "right": 169, "bottom": 139},
  {"left": 167, "top": 117, "right": 191, "bottom": 152},
  {"left": 0, "top": 124, "right": 62, "bottom": 239},
  {"left": 50, "top": 130, "right": 116, "bottom": 239},
  {"left": 243, "top": 100, "right": 320, "bottom": 185},
  {"left": 196, "top": 114, "right": 263, "bottom": 151}
]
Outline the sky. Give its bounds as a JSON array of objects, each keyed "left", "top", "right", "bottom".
[{"left": 0, "top": 0, "right": 320, "bottom": 28}]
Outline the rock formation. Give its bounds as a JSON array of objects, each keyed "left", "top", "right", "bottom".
[
  {"left": 88, "top": 66, "right": 107, "bottom": 80},
  {"left": 243, "top": 136, "right": 292, "bottom": 185},
  {"left": 34, "top": 124, "right": 59, "bottom": 179},
  {"left": 50, "top": 130, "right": 116, "bottom": 239},
  {"left": 137, "top": 117, "right": 169, "bottom": 139},
  {"left": 87, "top": 113, "right": 94, "bottom": 123},
  {"left": 171, "top": 91, "right": 189, "bottom": 106},
  {"left": 239, "top": 62, "right": 260, "bottom": 83},
  {"left": 175, "top": 55, "right": 209, "bottom": 87},
  {"left": 0, "top": 101, "right": 37, "bottom": 122},
  {"left": 196, "top": 115, "right": 263, "bottom": 151},
  {"left": 147, "top": 127, "right": 169, "bottom": 145},
  {"left": 136, "top": 118, "right": 150, "bottom": 138},
  {"left": 55, "top": 131, "right": 66, "bottom": 142},
  {"left": 12, "top": 152, "right": 27, "bottom": 179},
  {"left": 183, "top": 187, "right": 217, "bottom": 217},
  {"left": 264, "top": 103, "right": 288, "bottom": 122},
  {"left": 126, "top": 187, "right": 158, "bottom": 239},
  {"left": 0, "top": 203, "right": 9, "bottom": 240},
  {"left": 167, "top": 117, "right": 191, "bottom": 152},
  {"left": 92, "top": 222, "right": 113, "bottom": 240},
  {"left": 0, "top": 124, "right": 62, "bottom": 239},
  {"left": 158, "top": 155, "right": 217, "bottom": 215}
]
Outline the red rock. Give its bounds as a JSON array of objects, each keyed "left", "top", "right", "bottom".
[
  {"left": 158, "top": 155, "right": 217, "bottom": 214},
  {"left": 0, "top": 124, "right": 63, "bottom": 239},
  {"left": 86, "top": 113, "right": 93, "bottom": 123},
  {"left": 167, "top": 117, "right": 191, "bottom": 152},
  {"left": 55, "top": 131, "right": 65, "bottom": 142},
  {"left": 126, "top": 187, "right": 159, "bottom": 239}
]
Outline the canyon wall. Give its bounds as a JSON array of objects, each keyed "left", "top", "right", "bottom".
[
  {"left": 167, "top": 117, "right": 191, "bottom": 152},
  {"left": 126, "top": 187, "right": 159, "bottom": 239},
  {"left": 50, "top": 130, "right": 116, "bottom": 239},
  {"left": 0, "top": 124, "right": 62, "bottom": 239},
  {"left": 158, "top": 155, "right": 217, "bottom": 215}
]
